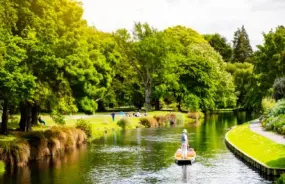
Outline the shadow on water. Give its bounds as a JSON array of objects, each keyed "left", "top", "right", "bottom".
[
  {"left": 182, "top": 165, "right": 187, "bottom": 183},
  {"left": 0, "top": 111, "right": 271, "bottom": 184}
]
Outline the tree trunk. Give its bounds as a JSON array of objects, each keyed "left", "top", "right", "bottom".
[
  {"left": 176, "top": 95, "right": 182, "bottom": 111},
  {"left": 1, "top": 99, "right": 8, "bottom": 135},
  {"left": 19, "top": 102, "right": 32, "bottom": 132},
  {"left": 154, "top": 99, "right": 160, "bottom": 110},
  {"left": 31, "top": 105, "right": 39, "bottom": 126},
  {"left": 97, "top": 100, "right": 106, "bottom": 112},
  {"left": 145, "top": 84, "right": 151, "bottom": 112}
]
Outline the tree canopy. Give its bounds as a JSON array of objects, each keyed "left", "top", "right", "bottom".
[
  {"left": 0, "top": 0, "right": 283, "bottom": 134},
  {"left": 233, "top": 26, "right": 253, "bottom": 63},
  {"left": 204, "top": 33, "right": 233, "bottom": 62}
]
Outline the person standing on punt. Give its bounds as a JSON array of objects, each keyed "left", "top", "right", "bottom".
[{"left": 181, "top": 129, "right": 188, "bottom": 159}]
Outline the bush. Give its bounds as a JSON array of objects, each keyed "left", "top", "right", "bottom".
[
  {"left": 51, "top": 112, "right": 65, "bottom": 125},
  {"left": 0, "top": 127, "right": 87, "bottom": 167},
  {"left": 117, "top": 118, "right": 132, "bottom": 129},
  {"left": 268, "top": 99, "right": 285, "bottom": 117},
  {"left": 21, "top": 131, "right": 49, "bottom": 160},
  {"left": 277, "top": 174, "right": 285, "bottom": 184},
  {"left": 153, "top": 115, "right": 167, "bottom": 127},
  {"left": 168, "top": 103, "right": 178, "bottom": 111},
  {"left": 139, "top": 117, "right": 158, "bottom": 128},
  {"left": 0, "top": 139, "right": 30, "bottom": 167},
  {"left": 262, "top": 97, "right": 276, "bottom": 115},
  {"left": 263, "top": 114, "right": 285, "bottom": 135},
  {"left": 183, "top": 94, "right": 200, "bottom": 112},
  {"left": 75, "top": 119, "right": 92, "bottom": 138},
  {"left": 273, "top": 77, "right": 285, "bottom": 101}
]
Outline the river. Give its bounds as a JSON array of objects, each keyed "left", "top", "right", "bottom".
[{"left": 0, "top": 112, "right": 274, "bottom": 184}]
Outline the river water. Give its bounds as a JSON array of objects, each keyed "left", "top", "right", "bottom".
[{"left": 0, "top": 112, "right": 274, "bottom": 184}]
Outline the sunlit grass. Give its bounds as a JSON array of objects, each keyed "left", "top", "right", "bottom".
[
  {"left": 0, "top": 134, "right": 17, "bottom": 142},
  {"left": 227, "top": 123, "right": 285, "bottom": 168},
  {"left": 3, "top": 111, "right": 198, "bottom": 142},
  {"left": 0, "top": 161, "right": 5, "bottom": 174}
]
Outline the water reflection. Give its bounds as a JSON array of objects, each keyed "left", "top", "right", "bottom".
[
  {"left": 0, "top": 112, "right": 271, "bottom": 184},
  {"left": 113, "top": 131, "right": 117, "bottom": 145},
  {"left": 182, "top": 165, "right": 187, "bottom": 183}
]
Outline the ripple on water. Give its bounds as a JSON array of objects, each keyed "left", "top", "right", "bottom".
[
  {"left": 141, "top": 133, "right": 195, "bottom": 143},
  {"left": 90, "top": 152, "right": 272, "bottom": 184},
  {"left": 96, "top": 146, "right": 146, "bottom": 153}
]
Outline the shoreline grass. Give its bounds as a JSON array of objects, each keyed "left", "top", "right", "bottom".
[
  {"left": 0, "top": 110, "right": 201, "bottom": 168},
  {"left": 227, "top": 123, "right": 285, "bottom": 168},
  {"left": 2, "top": 111, "right": 202, "bottom": 144}
]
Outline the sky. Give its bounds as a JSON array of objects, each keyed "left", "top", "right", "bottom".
[{"left": 82, "top": 0, "right": 285, "bottom": 49}]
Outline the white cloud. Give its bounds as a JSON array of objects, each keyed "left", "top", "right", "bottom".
[{"left": 82, "top": 0, "right": 285, "bottom": 49}]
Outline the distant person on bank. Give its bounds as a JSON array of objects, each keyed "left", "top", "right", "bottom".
[
  {"left": 111, "top": 112, "right": 115, "bottom": 122},
  {"left": 38, "top": 116, "right": 46, "bottom": 125}
]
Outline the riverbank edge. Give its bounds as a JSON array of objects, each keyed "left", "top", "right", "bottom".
[
  {"left": 225, "top": 124, "right": 285, "bottom": 176},
  {"left": 0, "top": 127, "right": 88, "bottom": 170},
  {"left": 0, "top": 111, "right": 201, "bottom": 172}
]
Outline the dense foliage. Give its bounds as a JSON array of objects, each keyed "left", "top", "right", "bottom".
[
  {"left": 0, "top": 0, "right": 284, "bottom": 135},
  {"left": 204, "top": 33, "right": 233, "bottom": 62},
  {"left": 232, "top": 25, "right": 253, "bottom": 63},
  {"left": 273, "top": 77, "right": 285, "bottom": 101},
  {"left": 262, "top": 99, "right": 285, "bottom": 135}
]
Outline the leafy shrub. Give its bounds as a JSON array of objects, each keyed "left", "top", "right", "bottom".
[
  {"left": 78, "top": 97, "right": 97, "bottom": 115},
  {"left": 117, "top": 118, "right": 132, "bottom": 129},
  {"left": 139, "top": 117, "right": 158, "bottom": 128},
  {"left": 268, "top": 99, "right": 285, "bottom": 117},
  {"left": 8, "top": 116, "right": 20, "bottom": 130},
  {"left": 75, "top": 119, "right": 92, "bottom": 138},
  {"left": 277, "top": 174, "right": 285, "bottom": 184},
  {"left": 168, "top": 103, "right": 178, "bottom": 111},
  {"left": 262, "top": 97, "right": 276, "bottom": 115},
  {"left": 273, "top": 77, "right": 285, "bottom": 101},
  {"left": 51, "top": 112, "right": 65, "bottom": 125},
  {"left": 0, "top": 139, "right": 30, "bottom": 167},
  {"left": 183, "top": 94, "right": 200, "bottom": 112},
  {"left": 263, "top": 114, "right": 285, "bottom": 135}
]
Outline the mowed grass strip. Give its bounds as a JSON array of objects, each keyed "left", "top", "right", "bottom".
[{"left": 227, "top": 123, "right": 285, "bottom": 168}]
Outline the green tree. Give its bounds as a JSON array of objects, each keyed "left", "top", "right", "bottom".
[
  {"left": 0, "top": 29, "right": 36, "bottom": 134},
  {"left": 204, "top": 33, "right": 233, "bottom": 62},
  {"left": 115, "top": 23, "right": 171, "bottom": 112},
  {"left": 0, "top": 0, "right": 115, "bottom": 131},
  {"left": 226, "top": 62, "right": 253, "bottom": 107},
  {"left": 164, "top": 26, "right": 236, "bottom": 110},
  {"left": 233, "top": 25, "right": 253, "bottom": 63},
  {"left": 255, "top": 26, "right": 285, "bottom": 95}
]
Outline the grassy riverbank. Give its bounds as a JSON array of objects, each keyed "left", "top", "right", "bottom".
[
  {"left": 5, "top": 111, "right": 198, "bottom": 140},
  {"left": 227, "top": 123, "right": 285, "bottom": 168},
  {"left": 0, "top": 110, "right": 201, "bottom": 169}
]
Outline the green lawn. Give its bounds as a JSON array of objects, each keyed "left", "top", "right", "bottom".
[
  {"left": 0, "top": 161, "right": 5, "bottom": 174},
  {"left": 2, "top": 111, "right": 197, "bottom": 142},
  {"left": 227, "top": 123, "right": 285, "bottom": 168}
]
